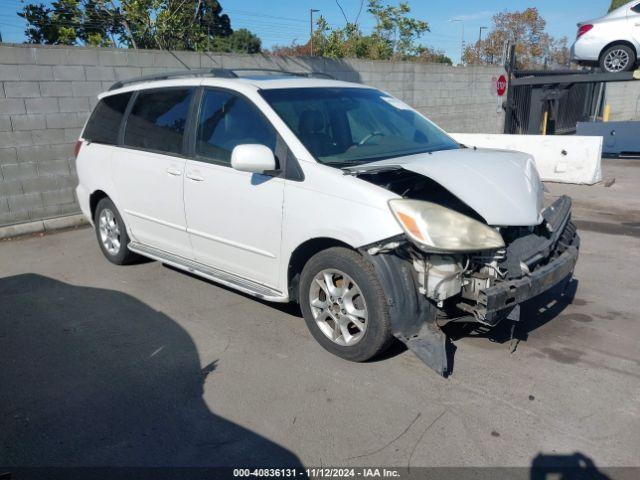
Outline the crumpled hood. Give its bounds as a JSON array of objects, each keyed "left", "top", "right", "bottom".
[{"left": 346, "top": 148, "right": 544, "bottom": 226}]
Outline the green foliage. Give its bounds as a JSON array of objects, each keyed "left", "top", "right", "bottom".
[
  {"left": 298, "top": 0, "right": 432, "bottom": 61},
  {"left": 211, "top": 29, "right": 261, "bottom": 54},
  {"left": 80, "top": 0, "right": 123, "bottom": 46},
  {"left": 368, "top": 0, "right": 429, "bottom": 58},
  {"left": 115, "top": 0, "right": 231, "bottom": 50},
  {"left": 415, "top": 46, "right": 452, "bottom": 65},
  {"left": 19, "top": 0, "right": 122, "bottom": 46},
  {"left": 19, "top": 4, "right": 57, "bottom": 44},
  {"left": 609, "top": 0, "right": 629, "bottom": 12},
  {"left": 18, "top": 0, "right": 260, "bottom": 52}
]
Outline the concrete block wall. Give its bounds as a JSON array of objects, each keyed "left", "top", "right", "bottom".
[
  {"left": 605, "top": 81, "right": 640, "bottom": 121},
  {"left": 0, "top": 44, "right": 506, "bottom": 228}
]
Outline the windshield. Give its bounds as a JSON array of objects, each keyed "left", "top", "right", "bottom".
[{"left": 259, "top": 87, "right": 459, "bottom": 166}]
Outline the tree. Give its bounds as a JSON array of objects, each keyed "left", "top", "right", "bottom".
[
  {"left": 211, "top": 29, "right": 261, "bottom": 54},
  {"left": 271, "top": 0, "right": 433, "bottom": 61},
  {"left": 268, "top": 41, "right": 311, "bottom": 57},
  {"left": 121, "top": 0, "right": 237, "bottom": 50},
  {"left": 609, "top": 0, "right": 628, "bottom": 12},
  {"left": 415, "top": 46, "right": 452, "bottom": 65},
  {"left": 80, "top": 0, "right": 124, "bottom": 46},
  {"left": 18, "top": 0, "right": 260, "bottom": 52},
  {"left": 544, "top": 36, "right": 570, "bottom": 68},
  {"left": 367, "top": 0, "right": 429, "bottom": 58},
  {"left": 462, "top": 8, "right": 569, "bottom": 69},
  {"left": 20, "top": 0, "right": 125, "bottom": 46},
  {"left": 19, "top": 4, "right": 57, "bottom": 44},
  {"left": 196, "top": 0, "right": 232, "bottom": 39},
  {"left": 19, "top": 0, "right": 83, "bottom": 45}
]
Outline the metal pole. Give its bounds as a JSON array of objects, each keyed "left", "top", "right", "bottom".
[
  {"left": 478, "top": 26, "right": 487, "bottom": 44},
  {"left": 478, "top": 26, "right": 487, "bottom": 62},
  {"left": 310, "top": 9, "right": 319, "bottom": 56},
  {"left": 310, "top": 9, "right": 313, "bottom": 56},
  {"left": 460, "top": 22, "right": 465, "bottom": 64}
]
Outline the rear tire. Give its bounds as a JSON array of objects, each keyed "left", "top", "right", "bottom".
[
  {"left": 94, "top": 198, "right": 140, "bottom": 265},
  {"left": 299, "top": 247, "right": 393, "bottom": 362},
  {"left": 600, "top": 44, "right": 636, "bottom": 73}
]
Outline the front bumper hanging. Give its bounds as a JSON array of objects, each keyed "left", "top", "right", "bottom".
[
  {"left": 365, "top": 195, "right": 579, "bottom": 376},
  {"left": 366, "top": 252, "right": 450, "bottom": 376},
  {"left": 480, "top": 243, "right": 579, "bottom": 325},
  {"left": 470, "top": 196, "right": 580, "bottom": 325}
]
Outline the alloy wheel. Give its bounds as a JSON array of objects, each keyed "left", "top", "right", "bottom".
[
  {"left": 98, "top": 208, "right": 121, "bottom": 256},
  {"left": 604, "top": 49, "right": 630, "bottom": 72},
  {"left": 309, "top": 269, "right": 368, "bottom": 346}
]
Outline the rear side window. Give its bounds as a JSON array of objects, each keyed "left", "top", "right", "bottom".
[
  {"left": 633, "top": 3, "right": 640, "bottom": 13},
  {"left": 83, "top": 92, "right": 132, "bottom": 145},
  {"left": 195, "top": 89, "right": 276, "bottom": 165},
  {"left": 124, "top": 88, "right": 194, "bottom": 155}
]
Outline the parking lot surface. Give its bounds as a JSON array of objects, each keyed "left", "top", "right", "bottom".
[{"left": 1, "top": 160, "right": 639, "bottom": 470}]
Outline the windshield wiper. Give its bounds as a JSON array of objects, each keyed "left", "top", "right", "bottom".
[
  {"left": 341, "top": 164, "right": 403, "bottom": 176},
  {"left": 323, "top": 160, "right": 371, "bottom": 167}
]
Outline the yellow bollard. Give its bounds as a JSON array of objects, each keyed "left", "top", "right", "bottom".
[
  {"left": 603, "top": 104, "right": 611, "bottom": 122},
  {"left": 541, "top": 111, "right": 548, "bottom": 135}
]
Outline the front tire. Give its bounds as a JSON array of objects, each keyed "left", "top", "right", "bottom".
[
  {"left": 94, "top": 198, "right": 140, "bottom": 265},
  {"left": 299, "top": 247, "right": 393, "bottom": 362},
  {"left": 600, "top": 45, "right": 636, "bottom": 73}
]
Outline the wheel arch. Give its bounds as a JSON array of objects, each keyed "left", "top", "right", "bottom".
[
  {"left": 287, "top": 237, "right": 354, "bottom": 302},
  {"left": 89, "top": 190, "right": 110, "bottom": 221},
  {"left": 599, "top": 40, "right": 638, "bottom": 61}
]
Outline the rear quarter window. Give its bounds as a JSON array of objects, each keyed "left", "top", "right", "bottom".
[
  {"left": 83, "top": 92, "right": 132, "bottom": 145},
  {"left": 123, "top": 88, "right": 194, "bottom": 155}
]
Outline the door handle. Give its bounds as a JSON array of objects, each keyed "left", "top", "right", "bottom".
[
  {"left": 166, "top": 167, "right": 182, "bottom": 176},
  {"left": 186, "top": 173, "right": 205, "bottom": 182}
]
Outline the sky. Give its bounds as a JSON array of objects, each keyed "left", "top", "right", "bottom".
[{"left": 0, "top": 0, "right": 614, "bottom": 63}]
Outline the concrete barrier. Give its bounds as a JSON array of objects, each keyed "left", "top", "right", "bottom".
[{"left": 450, "top": 133, "right": 603, "bottom": 185}]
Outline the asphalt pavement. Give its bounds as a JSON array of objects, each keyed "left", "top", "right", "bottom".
[{"left": 1, "top": 160, "right": 639, "bottom": 472}]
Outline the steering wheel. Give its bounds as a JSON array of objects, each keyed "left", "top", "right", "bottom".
[{"left": 358, "top": 131, "right": 384, "bottom": 146}]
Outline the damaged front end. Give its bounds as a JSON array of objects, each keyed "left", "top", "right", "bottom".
[{"left": 362, "top": 195, "right": 579, "bottom": 376}]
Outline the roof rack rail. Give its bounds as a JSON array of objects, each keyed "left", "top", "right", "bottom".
[
  {"left": 108, "top": 67, "right": 336, "bottom": 91},
  {"left": 109, "top": 68, "right": 237, "bottom": 91},
  {"left": 230, "top": 68, "right": 335, "bottom": 80}
]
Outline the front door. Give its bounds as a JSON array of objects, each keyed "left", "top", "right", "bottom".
[
  {"left": 184, "top": 88, "right": 284, "bottom": 288},
  {"left": 111, "top": 87, "right": 195, "bottom": 258}
]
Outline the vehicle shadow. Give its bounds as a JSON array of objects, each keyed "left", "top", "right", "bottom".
[
  {"left": 530, "top": 452, "right": 612, "bottom": 479},
  {"left": 0, "top": 274, "right": 302, "bottom": 470}
]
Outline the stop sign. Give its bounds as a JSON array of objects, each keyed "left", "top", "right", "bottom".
[{"left": 496, "top": 75, "right": 507, "bottom": 96}]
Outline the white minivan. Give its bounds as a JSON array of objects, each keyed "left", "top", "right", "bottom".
[{"left": 75, "top": 69, "right": 579, "bottom": 375}]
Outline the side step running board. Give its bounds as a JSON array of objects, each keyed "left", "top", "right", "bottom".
[{"left": 128, "top": 242, "right": 287, "bottom": 302}]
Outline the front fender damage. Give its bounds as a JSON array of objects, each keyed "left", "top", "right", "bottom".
[{"left": 363, "top": 250, "right": 450, "bottom": 376}]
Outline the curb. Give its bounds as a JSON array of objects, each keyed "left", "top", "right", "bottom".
[{"left": 0, "top": 214, "right": 89, "bottom": 240}]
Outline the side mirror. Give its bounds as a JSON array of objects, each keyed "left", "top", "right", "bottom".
[{"left": 231, "top": 144, "right": 277, "bottom": 174}]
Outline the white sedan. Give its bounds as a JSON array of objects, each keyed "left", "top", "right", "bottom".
[{"left": 571, "top": 0, "right": 640, "bottom": 72}]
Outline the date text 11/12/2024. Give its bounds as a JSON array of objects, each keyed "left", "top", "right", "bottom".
[{"left": 233, "top": 468, "right": 402, "bottom": 478}]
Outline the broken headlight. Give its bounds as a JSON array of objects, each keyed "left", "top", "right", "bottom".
[{"left": 388, "top": 199, "right": 505, "bottom": 252}]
